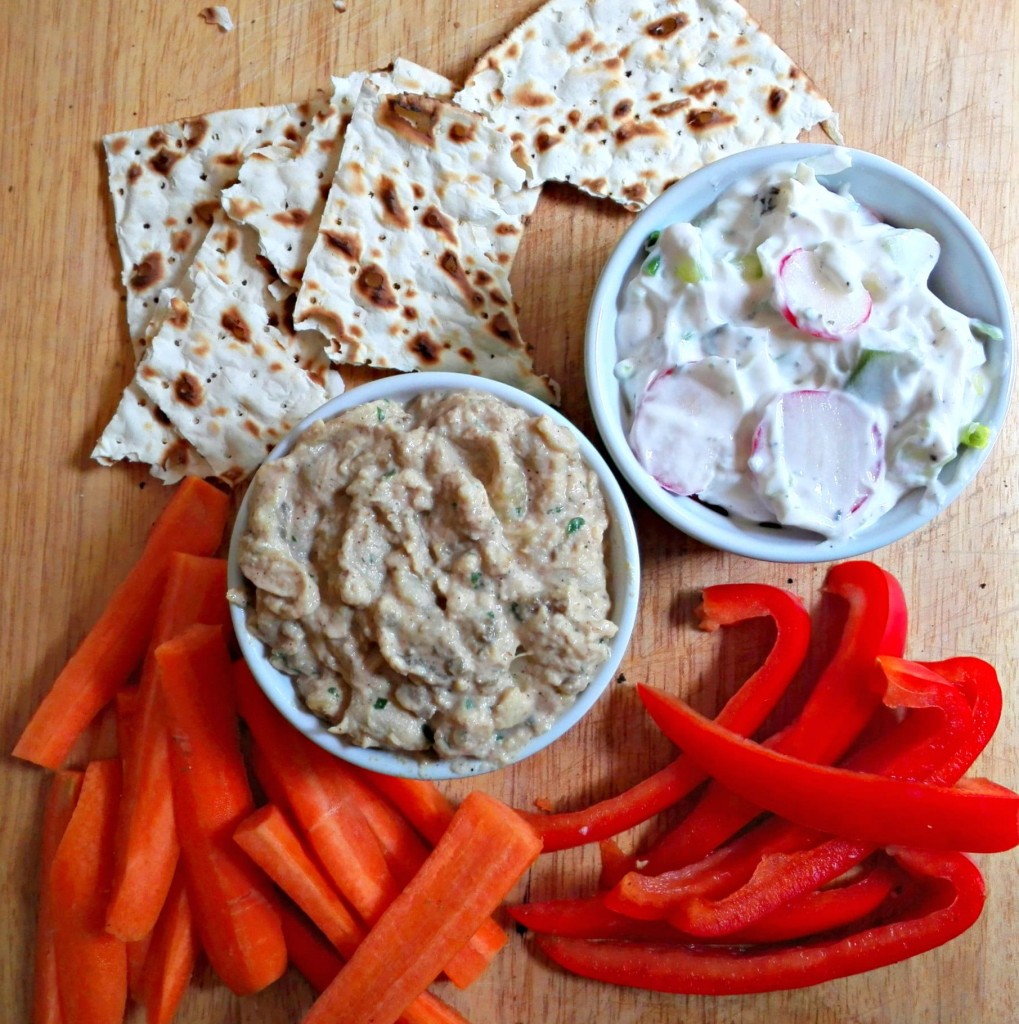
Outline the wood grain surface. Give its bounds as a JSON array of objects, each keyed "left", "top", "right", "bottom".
[{"left": 2, "top": 1, "right": 1017, "bottom": 1022}]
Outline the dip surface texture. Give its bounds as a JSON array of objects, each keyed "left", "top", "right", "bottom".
[
  {"left": 237, "top": 390, "right": 617, "bottom": 764},
  {"left": 616, "top": 156, "right": 994, "bottom": 539}
]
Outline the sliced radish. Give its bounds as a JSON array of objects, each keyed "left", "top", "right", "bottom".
[
  {"left": 777, "top": 247, "right": 873, "bottom": 341},
  {"left": 748, "top": 389, "right": 884, "bottom": 537},
  {"left": 629, "top": 362, "right": 744, "bottom": 497}
]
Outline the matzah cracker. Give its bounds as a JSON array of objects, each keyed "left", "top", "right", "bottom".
[
  {"left": 293, "top": 84, "right": 555, "bottom": 402},
  {"left": 222, "top": 60, "right": 455, "bottom": 288},
  {"left": 131, "top": 213, "right": 341, "bottom": 483},
  {"left": 105, "top": 98, "right": 327, "bottom": 355},
  {"left": 455, "top": 0, "right": 840, "bottom": 211}
]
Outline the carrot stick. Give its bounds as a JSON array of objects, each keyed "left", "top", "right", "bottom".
[
  {"left": 115, "top": 683, "right": 153, "bottom": 999},
  {"left": 158, "top": 624, "right": 286, "bottom": 995},
  {"left": 136, "top": 867, "right": 198, "bottom": 1024},
  {"left": 302, "top": 790, "right": 541, "bottom": 1024},
  {"left": 350, "top": 767, "right": 456, "bottom": 845},
  {"left": 84, "top": 699, "right": 123, "bottom": 762},
  {"left": 234, "top": 804, "right": 367, "bottom": 959},
  {"left": 113, "top": 688, "right": 141, "bottom": 761},
  {"left": 31, "top": 770, "right": 83, "bottom": 1024},
  {"left": 279, "top": 903, "right": 344, "bottom": 994},
  {"left": 233, "top": 662, "right": 400, "bottom": 924},
  {"left": 331, "top": 775, "right": 507, "bottom": 987},
  {"left": 126, "top": 935, "right": 152, "bottom": 1004},
  {"left": 13, "top": 478, "right": 230, "bottom": 769},
  {"left": 237, "top": 806, "right": 474, "bottom": 1024},
  {"left": 279, "top": 906, "right": 473, "bottom": 1024},
  {"left": 49, "top": 759, "right": 127, "bottom": 1024},
  {"left": 106, "top": 554, "right": 229, "bottom": 942}
]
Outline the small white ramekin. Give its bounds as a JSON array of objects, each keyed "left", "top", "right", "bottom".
[
  {"left": 586, "top": 143, "right": 1014, "bottom": 563},
  {"left": 229, "top": 371, "right": 640, "bottom": 779}
]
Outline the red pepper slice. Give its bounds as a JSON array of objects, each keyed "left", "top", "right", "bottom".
[
  {"left": 608, "top": 643, "right": 953, "bottom": 930},
  {"left": 658, "top": 656, "right": 1003, "bottom": 936},
  {"left": 892, "top": 656, "right": 1003, "bottom": 786},
  {"left": 636, "top": 682, "right": 1019, "bottom": 853},
  {"left": 727, "top": 858, "right": 901, "bottom": 944},
  {"left": 604, "top": 816, "right": 821, "bottom": 922},
  {"left": 642, "top": 562, "right": 908, "bottom": 872},
  {"left": 511, "top": 858, "right": 899, "bottom": 945},
  {"left": 535, "top": 848, "right": 985, "bottom": 994},
  {"left": 519, "top": 583, "right": 809, "bottom": 852},
  {"left": 509, "top": 897, "right": 682, "bottom": 941}
]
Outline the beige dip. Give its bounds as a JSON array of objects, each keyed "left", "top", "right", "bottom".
[{"left": 235, "top": 390, "right": 617, "bottom": 764}]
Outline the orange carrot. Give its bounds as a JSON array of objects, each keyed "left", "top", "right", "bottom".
[
  {"left": 352, "top": 768, "right": 456, "bottom": 845},
  {"left": 106, "top": 554, "right": 229, "bottom": 942},
  {"left": 233, "top": 662, "right": 400, "bottom": 924},
  {"left": 84, "top": 699, "right": 124, "bottom": 762},
  {"left": 136, "top": 868, "right": 198, "bottom": 1024},
  {"left": 280, "top": 912, "right": 473, "bottom": 1024},
  {"left": 279, "top": 904, "right": 344, "bottom": 994},
  {"left": 234, "top": 804, "right": 366, "bottom": 959},
  {"left": 113, "top": 688, "right": 141, "bottom": 762},
  {"left": 302, "top": 790, "right": 541, "bottom": 1024},
  {"left": 13, "top": 478, "right": 230, "bottom": 769},
  {"left": 158, "top": 624, "right": 286, "bottom": 995},
  {"left": 126, "top": 935, "right": 152, "bottom": 1004},
  {"left": 236, "top": 806, "right": 474, "bottom": 1024},
  {"left": 49, "top": 759, "right": 127, "bottom": 1024},
  {"left": 330, "top": 773, "right": 507, "bottom": 987},
  {"left": 31, "top": 770, "right": 83, "bottom": 1024}
]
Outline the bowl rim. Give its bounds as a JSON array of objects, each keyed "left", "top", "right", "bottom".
[
  {"left": 585, "top": 142, "right": 1015, "bottom": 563},
  {"left": 228, "top": 370, "right": 641, "bottom": 779}
]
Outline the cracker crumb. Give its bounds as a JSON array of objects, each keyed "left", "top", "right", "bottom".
[
  {"left": 199, "top": 5, "right": 234, "bottom": 32},
  {"left": 333, "top": 0, "right": 347, "bottom": 10}
]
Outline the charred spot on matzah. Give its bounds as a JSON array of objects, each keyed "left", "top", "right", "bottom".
[
  {"left": 408, "top": 333, "right": 442, "bottom": 364},
  {"left": 380, "top": 94, "right": 440, "bottom": 147},
  {"left": 174, "top": 372, "right": 204, "bottom": 407},
  {"left": 272, "top": 208, "right": 311, "bottom": 228},
  {"left": 221, "top": 306, "right": 253, "bottom": 343},
  {"left": 356, "top": 265, "right": 399, "bottom": 309},
  {"left": 129, "top": 253, "right": 165, "bottom": 291},
  {"left": 322, "top": 230, "right": 362, "bottom": 262},
  {"left": 377, "top": 176, "right": 410, "bottom": 229}
]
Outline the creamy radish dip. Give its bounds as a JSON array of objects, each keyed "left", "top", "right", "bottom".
[{"left": 615, "top": 152, "right": 998, "bottom": 538}]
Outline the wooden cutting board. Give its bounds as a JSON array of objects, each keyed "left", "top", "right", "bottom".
[{"left": 2, "top": 1, "right": 1016, "bottom": 1021}]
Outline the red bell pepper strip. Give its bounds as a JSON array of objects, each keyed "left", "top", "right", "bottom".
[
  {"left": 536, "top": 847, "right": 983, "bottom": 991},
  {"left": 511, "top": 859, "right": 898, "bottom": 945},
  {"left": 636, "top": 682, "right": 1019, "bottom": 853},
  {"left": 604, "top": 654, "right": 960, "bottom": 929},
  {"left": 518, "top": 583, "right": 810, "bottom": 851},
  {"left": 604, "top": 816, "right": 822, "bottom": 922},
  {"left": 642, "top": 562, "right": 909, "bottom": 873},
  {"left": 893, "top": 656, "right": 1003, "bottom": 785},
  {"left": 725, "top": 858, "right": 901, "bottom": 944},
  {"left": 510, "top": 897, "right": 683, "bottom": 941},
  {"left": 535, "top": 847, "right": 985, "bottom": 994},
  {"left": 661, "top": 655, "right": 1003, "bottom": 936},
  {"left": 605, "top": 653, "right": 997, "bottom": 939}
]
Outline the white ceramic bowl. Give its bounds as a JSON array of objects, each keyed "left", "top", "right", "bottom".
[
  {"left": 586, "top": 143, "right": 1014, "bottom": 563},
  {"left": 228, "top": 372, "right": 640, "bottom": 779}
]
